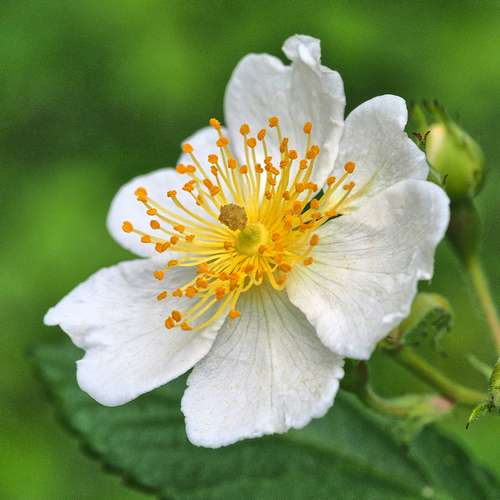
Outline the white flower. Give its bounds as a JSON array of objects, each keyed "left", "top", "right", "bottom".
[{"left": 44, "top": 35, "right": 450, "bottom": 448}]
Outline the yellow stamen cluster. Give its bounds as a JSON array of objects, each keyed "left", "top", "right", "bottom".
[{"left": 122, "top": 117, "right": 357, "bottom": 332}]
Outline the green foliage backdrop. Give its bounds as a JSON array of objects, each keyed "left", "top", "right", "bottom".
[{"left": 1, "top": 1, "right": 499, "bottom": 498}]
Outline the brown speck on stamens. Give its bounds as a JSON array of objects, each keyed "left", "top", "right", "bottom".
[{"left": 218, "top": 203, "right": 248, "bottom": 231}]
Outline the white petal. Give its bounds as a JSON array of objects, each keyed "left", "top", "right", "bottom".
[
  {"left": 181, "top": 284, "right": 344, "bottom": 448},
  {"left": 332, "top": 95, "right": 428, "bottom": 206},
  {"left": 286, "top": 180, "right": 449, "bottom": 359},
  {"left": 107, "top": 127, "right": 225, "bottom": 257},
  {"left": 44, "top": 258, "right": 224, "bottom": 406},
  {"left": 224, "top": 35, "right": 345, "bottom": 186}
]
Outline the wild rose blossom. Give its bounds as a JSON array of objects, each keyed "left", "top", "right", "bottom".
[{"left": 44, "top": 35, "right": 449, "bottom": 448}]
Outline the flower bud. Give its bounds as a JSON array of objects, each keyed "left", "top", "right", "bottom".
[
  {"left": 393, "top": 292, "right": 453, "bottom": 349},
  {"left": 425, "top": 121, "right": 485, "bottom": 201}
]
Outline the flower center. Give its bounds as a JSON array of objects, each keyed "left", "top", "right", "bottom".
[
  {"left": 235, "top": 222, "right": 268, "bottom": 256},
  {"left": 121, "top": 117, "right": 358, "bottom": 332}
]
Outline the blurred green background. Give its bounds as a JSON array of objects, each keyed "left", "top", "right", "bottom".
[{"left": 1, "top": 1, "right": 499, "bottom": 498}]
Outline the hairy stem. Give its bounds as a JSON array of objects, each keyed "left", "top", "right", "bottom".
[
  {"left": 466, "top": 255, "right": 500, "bottom": 355},
  {"left": 388, "top": 348, "right": 486, "bottom": 406}
]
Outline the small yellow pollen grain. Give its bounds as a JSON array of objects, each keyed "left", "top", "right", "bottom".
[
  {"left": 198, "top": 263, "right": 209, "bottom": 274},
  {"left": 268, "top": 116, "right": 279, "bottom": 128},
  {"left": 310, "top": 234, "right": 320, "bottom": 246},
  {"left": 134, "top": 187, "right": 147, "bottom": 198},
  {"left": 344, "top": 161, "right": 356, "bottom": 174},
  {"left": 122, "top": 221, "right": 133, "bottom": 233},
  {"left": 216, "top": 136, "right": 229, "bottom": 147},
  {"left": 196, "top": 278, "right": 208, "bottom": 288},
  {"left": 209, "top": 118, "right": 221, "bottom": 130},
  {"left": 154, "top": 270, "right": 165, "bottom": 280},
  {"left": 279, "top": 262, "right": 292, "bottom": 273}
]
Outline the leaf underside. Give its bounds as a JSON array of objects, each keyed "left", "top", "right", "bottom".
[{"left": 33, "top": 340, "right": 500, "bottom": 500}]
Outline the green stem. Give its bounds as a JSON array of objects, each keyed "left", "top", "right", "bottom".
[
  {"left": 359, "top": 385, "right": 419, "bottom": 418},
  {"left": 388, "top": 348, "right": 486, "bottom": 406},
  {"left": 466, "top": 255, "right": 500, "bottom": 355}
]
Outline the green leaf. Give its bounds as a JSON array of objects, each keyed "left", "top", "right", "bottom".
[{"left": 33, "top": 340, "right": 500, "bottom": 500}]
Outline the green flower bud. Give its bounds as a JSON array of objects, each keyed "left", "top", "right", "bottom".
[
  {"left": 392, "top": 292, "right": 453, "bottom": 350},
  {"left": 426, "top": 121, "right": 485, "bottom": 201}
]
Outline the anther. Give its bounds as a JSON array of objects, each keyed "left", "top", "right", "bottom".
[
  {"left": 157, "top": 291, "right": 168, "bottom": 301},
  {"left": 150, "top": 220, "right": 160, "bottom": 230},
  {"left": 279, "top": 262, "right": 292, "bottom": 273},
  {"left": 303, "top": 121, "right": 313, "bottom": 134},
  {"left": 257, "top": 129, "right": 266, "bottom": 141},
  {"left": 171, "top": 310, "right": 182, "bottom": 322},
  {"left": 141, "top": 235, "right": 152, "bottom": 243},
  {"left": 240, "top": 123, "right": 250, "bottom": 135},
  {"left": 181, "top": 322, "right": 192, "bottom": 331},
  {"left": 165, "top": 317, "right": 175, "bottom": 329},
  {"left": 209, "top": 118, "right": 221, "bottom": 129},
  {"left": 154, "top": 271, "right": 165, "bottom": 280},
  {"left": 122, "top": 221, "right": 133, "bottom": 233},
  {"left": 182, "top": 143, "right": 193, "bottom": 153},
  {"left": 344, "top": 161, "right": 356, "bottom": 173},
  {"left": 303, "top": 257, "right": 314, "bottom": 266},
  {"left": 310, "top": 234, "right": 320, "bottom": 246},
  {"left": 268, "top": 116, "right": 279, "bottom": 128},
  {"left": 229, "top": 310, "right": 241, "bottom": 319}
]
